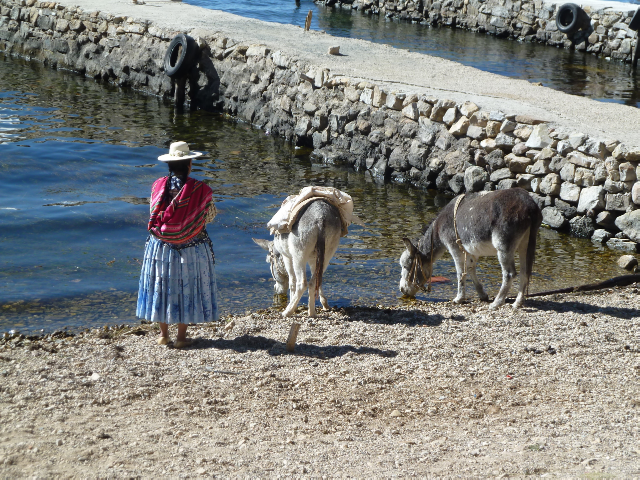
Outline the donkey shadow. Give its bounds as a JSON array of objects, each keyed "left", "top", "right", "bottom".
[
  {"left": 191, "top": 334, "right": 397, "bottom": 358},
  {"left": 524, "top": 298, "right": 639, "bottom": 320},
  {"left": 338, "top": 305, "right": 451, "bottom": 327}
]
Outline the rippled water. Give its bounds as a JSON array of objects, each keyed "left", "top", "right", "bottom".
[
  {"left": 0, "top": 53, "right": 624, "bottom": 334},
  {"left": 186, "top": 0, "right": 640, "bottom": 108}
]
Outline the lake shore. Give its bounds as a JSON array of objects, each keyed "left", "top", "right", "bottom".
[{"left": 1, "top": 286, "right": 638, "bottom": 477}]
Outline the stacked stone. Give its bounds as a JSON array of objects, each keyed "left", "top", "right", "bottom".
[
  {"left": 0, "top": 0, "right": 171, "bottom": 93},
  {"left": 1, "top": 0, "right": 639, "bottom": 250},
  {"left": 316, "top": 0, "right": 640, "bottom": 62}
]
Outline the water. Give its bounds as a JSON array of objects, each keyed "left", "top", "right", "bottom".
[
  {"left": 0, "top": 53, "right": 625, "bottom": 334},
  {"left": 186, "top": 0, "right": 640, "bottom": 108}
]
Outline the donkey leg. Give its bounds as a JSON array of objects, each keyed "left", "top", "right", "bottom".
[
  {"left": 513, "top": 235, "right": 530, "bottom": 309},
  {"left": 307, "top": 261, "right": 318, "bottom": 318},
  {"left": 467, "top": 256, "right": 490, "bottom": 302},
  {"left": 451, "top": 250, "right": 467, "bottom": 304},
  {"left": 283, "top": 257, "right": 307, "bottom": 317},
  {"left": 318, "top": 286, "right": 329, "bottom": 310},
  {"left": 491, "top": 250, "right": 517, "bottom": 309}
]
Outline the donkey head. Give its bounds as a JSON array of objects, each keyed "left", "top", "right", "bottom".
[
  {"left": 252, "top": 238, "right": 288, "bottom": 295},
  {"left": 399, "top": 237, "right": 432, "bottom": 297}
]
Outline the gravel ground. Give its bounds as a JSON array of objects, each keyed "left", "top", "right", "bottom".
[{"left": 0, "top": 287, "right": 638, "bottom": 478}]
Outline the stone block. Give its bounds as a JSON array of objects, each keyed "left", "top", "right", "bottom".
[
  {"left": 386, "top": 93, "right": 405, "bottom": 111},
  {"left": 513, "top": 124, "right": 533, "bottom": 140},
  {"left": 617, "top": 254, "right": 638, "bottom": 270},
  {"left": 508, "top": 155, "right": 532, "bottom": 173},
  {"left": 549, "top": 156, "right": 567, "bottom": 173},
  {"left": 570, "top": 216, "right": 595, "bottom": 238},
  {"left": 459, "top": 101, "right": 479, "bottom": 117},
  {"left": 490, "top": 168, "right": 513, "bottom": 182},
  {"left": 607, "top": 238, "right": 640, "bottom": 253},
  {"left": 559, "top": 182, "right": 581, "bottom": 203},
  {"left": 469, "top": 111, "right": 489, "bottom": 127},
  {"left": 449, "top": 116, "right": 469, "bottom": 137},
  {"left": 596, "top": 210, "right": 617, "bottom": 229},
  {"left": 542, "top": 207, "right": 567, "bottom": 229},
  {"left": 574, "top": 167, "right": 595, "bottom": 187},
  {"left": 577, "top": 185, "right": 605, "bottom": 214},
  {"left": 466, "top": 125, "right": 485, "bottom": 140},
  {"left": 556, "top": 139, "right": 573, "bottom": 156},
  {"left": 516, "top": 174, "right": 535, "bottom": 191},
  {"left": 402, "top": 102, "right": 419, "bottom": 121},
  {"left": 606, "top": 193, "right": 631, "bottom": 212},
  {"left": 591, "top": 229, "right": 612, "bottom": 243},
  {"left": 567, "top": 151, "right": 599, "bottom": 168},
  {"left": 494, "top": 133, "right": 516, "bottom": 151},
  {"left": 619, "top": 162, "right": 637, "bottom": 182},
  {"left": 372, "top": 86, "right": 387, "bottom": 107},
  {"left": 485, "top": 121, "right": 501, "bottom": 138},
  {"left": 464, "top": 166, "right": 489, "bottom": 192},
  {"left": 480, "top": 138, "right": 497, "bottom": 152},
  {"left": 360, "top": 88, "right": 374, "bottom": 105},
  {"left": 528, "top": 159, "right": 551, "bottom": 175},
  {"left": 442, "top": 107, "right": 458, "bottom": 126},
  {"left": 614, "top": 210, "right": 640, "bottom": 243},
  {"left": 497, "top": 179, "right": 518, "bottom": 190},
  {"left": 500, "top": 119, "right": 517, "bottom": 133},
  {"left": 525, "top": 124, "right": 552, "bottom": 149},
  {"left": 632, "top": 182, "right": 640, "bottom": 205},
  {"left": 539, "top": 173, "right": 562, "bottom": 196}
]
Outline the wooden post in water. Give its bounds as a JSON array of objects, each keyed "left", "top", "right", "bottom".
[
  {"left": 633, "top": 37, "right": 640, "bottom": 69},
  {"left": 304, "top": 10, "right": 312, "bottom": 31},
  {"left": 286, "top": 322, "right": 301, "bottom": 352}
]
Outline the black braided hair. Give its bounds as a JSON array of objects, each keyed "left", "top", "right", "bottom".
[{"left": 161, "top": 159, "right": 191, "bottom": 206}]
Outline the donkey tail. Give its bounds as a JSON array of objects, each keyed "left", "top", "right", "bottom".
[
  {"left": 315, "top": 228, "right": 326, "bottom": 297},
  {"left": 525, "top": 212, "right": 542, "bottom": 288}
]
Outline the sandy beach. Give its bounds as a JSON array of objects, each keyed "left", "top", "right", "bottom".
[{"left": 1, "top": 286, "right": 638, "bottom": 477}]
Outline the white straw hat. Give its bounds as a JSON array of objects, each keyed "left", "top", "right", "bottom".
[{"left": 157, "top": 141, "right": 203, "bottom": 162}]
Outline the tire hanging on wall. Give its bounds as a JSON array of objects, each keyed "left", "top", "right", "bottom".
[
  {"left": 555, "top": 3, "right": 591, "bottom": 36},
  {"left": 164, "top": 34, "right": 199, "bottom": 78}
]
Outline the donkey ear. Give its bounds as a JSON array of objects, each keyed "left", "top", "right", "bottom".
[
  {"left": 252, "top": 238, "right": 272, "bottom": 251},
  {"left": 402, "top": 237, "right": 417, "bottom": 255}
]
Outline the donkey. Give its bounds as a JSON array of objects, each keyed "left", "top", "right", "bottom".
[
  {"left": 253, "top": 199, "right": 342, "bottom": 317},
  {"left": 399, "top": 188, "right": 542, "bottom": 309}
]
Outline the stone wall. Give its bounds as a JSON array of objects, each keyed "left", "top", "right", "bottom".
[
  {"left": 316, "top": 0, "right": 640, "bottom": 62},
  {"left": 1, "top": 0, "right": 640, "bottom": 250}
]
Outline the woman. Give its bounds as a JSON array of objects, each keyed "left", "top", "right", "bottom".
[{"left": 137, "top": 141, "right": 218, "bottom": 348}]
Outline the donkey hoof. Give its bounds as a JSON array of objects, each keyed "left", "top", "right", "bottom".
[
  {"left": 479, "top": 294, "right": 490, "bottom": 302},
  {"left": 489, "top": 301, "right": 504, "bottom": 310},
  {"left": 282, "top": 308, "right": 295, "bottom": 318},
  {"left": 452, "top": 296, "right": 465, "bottom": 304}
]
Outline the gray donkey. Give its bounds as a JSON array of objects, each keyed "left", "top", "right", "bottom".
[
  {"left": 253, "top": 200, "right": 342, "bottom": 317},
  {"left": 399, "top": 189, "right": 542, "bottom": 309}
]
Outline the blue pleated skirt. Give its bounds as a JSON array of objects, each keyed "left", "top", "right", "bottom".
[{"left": 136, "top": 234, "right": 219, "bottom": 324}]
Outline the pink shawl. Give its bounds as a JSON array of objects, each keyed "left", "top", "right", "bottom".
[{"left": 148, "top": 176, "right": 213, "bottom": 244}]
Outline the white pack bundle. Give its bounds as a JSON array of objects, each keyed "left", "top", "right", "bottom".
[{"left": 267, "top": 186, "right": 365, "bottom": 237}]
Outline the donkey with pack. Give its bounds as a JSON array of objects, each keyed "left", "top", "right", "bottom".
[
  {"left": 399, "top": 188, "right": 542, "bottom": 309},
  {"left": 254, "top": 187, "right": 363, "bottom": 317}
]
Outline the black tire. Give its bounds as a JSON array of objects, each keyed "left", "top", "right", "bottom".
[
  {"left": 556, "top": 3, "right": 590, "bottom": 36},
  {"left": 629, "top": 8, "right": 640, "bottom": 32},
  {"left": 163, "top": 34, "right": 199, "bottom": 78}
]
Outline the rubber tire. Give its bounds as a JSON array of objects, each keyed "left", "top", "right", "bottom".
[
  {"left": 555, "top": 3, "right": 589, "bottom": 36},
  {"left": 629, "top": 8, "right": 640, "bottom": 32},
  {"left": 164, "top": 34, "right": 198, "bottom": 78}
]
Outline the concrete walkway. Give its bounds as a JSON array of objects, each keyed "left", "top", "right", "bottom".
[{"left": 65, "top": 0, "right": 640, "bottom": 147}]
